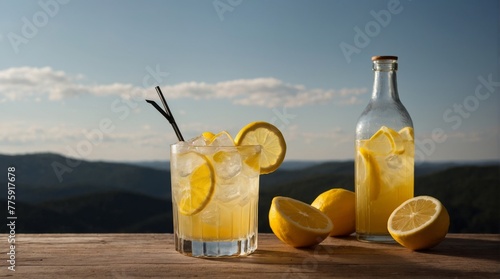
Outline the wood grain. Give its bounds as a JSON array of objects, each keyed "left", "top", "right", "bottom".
[{"left": 3, "top": 234, "right": 499, "bottom": 278}]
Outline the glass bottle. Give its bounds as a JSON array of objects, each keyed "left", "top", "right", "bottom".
[{"left": 355, "top": 56, "right": 414, "bottom": 242}]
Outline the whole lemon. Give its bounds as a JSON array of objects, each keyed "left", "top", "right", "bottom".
[{"left": 311, "top": 188, "right": 355, "bottom": 236}]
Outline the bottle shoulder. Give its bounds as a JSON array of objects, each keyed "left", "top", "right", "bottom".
[{"left": 356, "top": 100, "right": 413, "bottom": 139}]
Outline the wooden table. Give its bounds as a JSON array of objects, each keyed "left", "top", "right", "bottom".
[{"left": 4, "top": 234, "right": 499, "bottom": 278}]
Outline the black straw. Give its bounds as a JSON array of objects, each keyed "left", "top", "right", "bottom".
[
  {"left": 145, "top": 86, "right": 185, "bottom": 142},
  {"left": 146, "top": 99, "right": 170, "bottom": 121}
]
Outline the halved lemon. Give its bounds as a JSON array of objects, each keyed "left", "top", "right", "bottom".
[
  {"left": 234, "top": 121, "right": 286, "bottom": 174},
  {"left": 269, "top": 196, "right": 333, "bottom": 248},
  {"left": 388, "top": 196, "right": 450, "bottom": 250},
  {"left": 175, "top": 152, "right": 216, "bottom": 216}
]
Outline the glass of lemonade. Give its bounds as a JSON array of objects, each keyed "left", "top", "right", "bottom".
[
  {"left": 355, "top": 126, "right": 414, "bottom": 242},
  {"left": 170, "top": 138, "right": 261, "bottom": 257}
]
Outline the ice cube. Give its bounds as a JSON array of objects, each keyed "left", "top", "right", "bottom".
[
  {"left": 212, "top": 148, "right": 242, "bottom": 180},
  {"left": 240, "top": 158, "right": 260, "bottom": 178},
  {"left": 238, "top": 182, "right": 251, "bottom": 206},
  {"left": 386, "top": 154, "right": 402, "bottom": 170},
  {"left": 173, "top": 141, "right": 189, "bottom": 151},
  {"left": 217, "top": 182, "right": 240, "bottom": 203},
  {"left": 208, "top": 131, "right": 235, "bottom": 147},
  {"left": 186, "top": 136, "right": 208, "bottom": 146},
  {"left": 183, "top": 136, "right": 214, "bottom": 155},
  {"left": 176, "top": 151, "right": 205, "bottom": 177}
]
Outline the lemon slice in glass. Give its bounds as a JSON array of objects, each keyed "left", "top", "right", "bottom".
[
  {"left": 243, "top": 150, "right": 261, "bottom": 172},
  {"left": 269, "top": 196, "right": 333, "bottom": 247},
  {"left": 175, "top": 151, "right": 215, "bottom": 216},
  {"left": 234, "top": 121, "right": 286, "bottom": 174},
  {"left": 202, "top": 131, "right": 215, "bottom": 142}
]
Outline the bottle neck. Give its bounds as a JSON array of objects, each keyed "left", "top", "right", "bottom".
[{"left": 371, "top": 60, "right": 400, "bottom": 102}]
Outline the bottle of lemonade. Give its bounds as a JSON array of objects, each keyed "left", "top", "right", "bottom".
[{"left": 355, "top": 56, "right": 414, "bottom": 243}]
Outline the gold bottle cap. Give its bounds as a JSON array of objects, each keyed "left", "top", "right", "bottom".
[{"left": 372, "top": 56, "right": 398, "bottom": 61}]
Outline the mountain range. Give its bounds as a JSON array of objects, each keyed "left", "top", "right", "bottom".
[{"left": 0, "top": 153, "right": 498, "bottom": 234}]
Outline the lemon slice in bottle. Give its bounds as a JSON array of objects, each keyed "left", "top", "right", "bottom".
[
  {"left": 398, "top": 127, "right": 414, "bottom": 142},
  {"left": 358, "top": 147, "right": 381, "bottom": 200},
  {"left": 365, "top": 126, "right": 405, "bottom": 155},
  {"left": 234, "top": 121, "right": 286, "bottom": 174}
]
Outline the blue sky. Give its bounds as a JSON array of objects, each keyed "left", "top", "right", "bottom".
[{"left": 0, "top": 0, "right": 499, "bottom": 163}]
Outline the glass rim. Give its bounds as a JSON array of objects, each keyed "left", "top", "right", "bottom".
[{"left": 170, "top": 143, "right": 262, "bottom": 148}]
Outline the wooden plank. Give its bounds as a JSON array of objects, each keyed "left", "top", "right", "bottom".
[{"left": 2, "top": 234, "right": 499, "bottom": 278}]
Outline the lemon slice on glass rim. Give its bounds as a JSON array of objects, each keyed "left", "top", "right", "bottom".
[{"left": 234, "top": 121, "right": 286, "bottom": 174}]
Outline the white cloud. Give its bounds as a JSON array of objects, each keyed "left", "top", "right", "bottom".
[
  {"left": 0, "top": 66, "right": 367, "bottom": 107},
  {"left": 0, "top": 122, "right": 75, "bottom": 145},
  {"left": 164, "top": 78, "right": 367, "bottom": 107},
  {"left": 0, "top": 66, "right": 147, "bottom": 102},
  {"left": 0, "top": 120, "right": 215, "bottom": 150}
]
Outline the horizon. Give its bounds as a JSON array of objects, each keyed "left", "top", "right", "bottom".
[
  {"left": 1, "top": 151, "right": 498, "bottom": 166},
  {"left": 1, "top": 0, "right": 499, "bottom": 163}
]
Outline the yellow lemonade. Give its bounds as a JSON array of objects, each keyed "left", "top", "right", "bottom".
[
  {"left": 355, "top": 126, "right": 414, "bottom": 240},
  {"left": 171, "top": 145, "right": 260, "bottom": 240},
  {"left": 171, "top": 142, "right": 261, "bottom": 256}
]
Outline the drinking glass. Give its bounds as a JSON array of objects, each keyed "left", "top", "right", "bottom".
[{"left": 170, "top": 143, "right": 261, "bottom": 257}]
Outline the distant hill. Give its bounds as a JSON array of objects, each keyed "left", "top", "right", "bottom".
[
  {"left": 415, "top": 166, "right": 500, "bottom": 233},
  {"left": 0, "top": 153, "right": 498, "bottom": 234},
  {"left": 11, "top": 192, "right": 172, "bottom": 233},
  {"left": 0, "top": 153, "right": 170, "bottom": 203},
  {"left": 124, "top": 160, "right": 170, "bottom": 171}
]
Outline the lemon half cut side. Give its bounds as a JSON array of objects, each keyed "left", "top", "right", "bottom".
[{"left": 388, "top": 196, "right": 450, "bottom": 251}]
